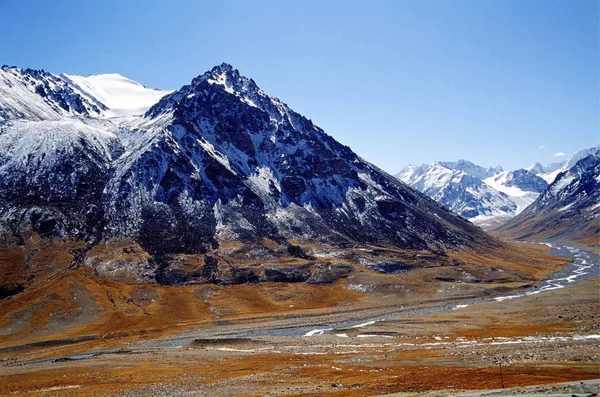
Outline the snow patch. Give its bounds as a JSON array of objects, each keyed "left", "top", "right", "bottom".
[
  {"left": 351, "top": 321, "right": 376, "bottom": 328},
  {"left": 64, "top": 73, "right": 172, "bottom": 117},
  {"left": 452, "top": 304, "right": 469, "bottom": 310},
  {"left": 304, "top": 328, "right": 333, "bottom": 337}
]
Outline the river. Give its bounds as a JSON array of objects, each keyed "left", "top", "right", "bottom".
[{"left": 238, "top": 242, "right": 599, "bottom": 337}]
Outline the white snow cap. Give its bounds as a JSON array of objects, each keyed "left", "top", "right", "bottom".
[{"left": 63, "top": 73, "right": 172, "bottom": 117}]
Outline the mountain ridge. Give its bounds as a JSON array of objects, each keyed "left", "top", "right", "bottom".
[
  {"left": 496, "top": 151, "right": 600, "bottom": 242},
  {"left": 395, "top": 160, "right": 545, "bottom": 228},
  {"left": 396, "top": 145, "right": 599, "bottom": 230},
  {"left": 0, "top": 65, "right": 171, "bottom": 120}
]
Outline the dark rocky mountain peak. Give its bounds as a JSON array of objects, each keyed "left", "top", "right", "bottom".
[{"left": 1, "top": 63, "right": 500, "bottom": 286}]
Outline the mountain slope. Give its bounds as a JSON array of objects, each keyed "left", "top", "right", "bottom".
[
  {"left": 483, "top": 169, "right": 547, "bottom": 214},
  {"left": 497, "top": 152, "right": 600, "bottom": 242},
  {"left": 0, "top": 119, "right": 120, "bottom": 242}
]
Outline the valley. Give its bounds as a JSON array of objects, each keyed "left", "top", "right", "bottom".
[
  {"left": 0, "top": 62, "right": 598, "bottom": 396},
  {"left": 0, "top": 241, "right": 598, "bottom": 396}
]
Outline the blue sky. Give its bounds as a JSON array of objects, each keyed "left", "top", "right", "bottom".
[{"left": 1, "top": 0, "right": 598, "bottom": 173}]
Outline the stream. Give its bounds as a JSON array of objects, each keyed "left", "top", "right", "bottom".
[
  {"left": 236, "top": 242, "right": 599, "bottom": 337},
  {"left": 8, "top": 242, "right": 598, "bottom": 365}
]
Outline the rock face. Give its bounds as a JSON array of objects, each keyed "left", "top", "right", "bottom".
[
  {"left": 497, "top": 152, "right": 600, "bottom": 242},
  {"left": 0, "top": 63, "right": 499, "bottom": 285}
]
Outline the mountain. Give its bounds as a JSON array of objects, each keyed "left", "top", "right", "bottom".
[
  {"left": 526, "top": 146, "right": 600, "bottom": 184},
  {"left": 483, "top": 169, "right": 548, "bottom": 213},
  {"left": 439, "top": 160, "right": 502, "bottom": 180},
  {"left": 490, "top": 169, "right": 547, "bottom": 193},
  {"left": 526, "top": 161, "right": 563, "bottom": 182},
  {"left": 396, "top": 162, "right": 516, "bottom": 228},
  {"left": 396, "top": 161, "right": 546, "bottom": 229},
  {"left": 397, "top": 160, "right": 503, "bottom": 189},
  {"left": 63, "top": 73, "right": 173, "bottom": 117},
  {"left": 0, "top": 66, "right": 172, "bottom": 120},
  {"left": 0, "top": 63, "right": 498, "bottom": 286},
  {"left": 526, "top": 162, "right": 547, "bottom": 175},
  {"left": 0, "top": 66, "right": 106, "bottom": 120},
  {"left": 497, "top": 151, "right": 600, "bottom": 242}
]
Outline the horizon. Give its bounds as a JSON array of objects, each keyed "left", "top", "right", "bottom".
[{"left": 1, "top": 0, "right": 598, "bottom": 173}]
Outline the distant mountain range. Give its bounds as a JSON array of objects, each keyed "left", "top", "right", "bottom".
[{"left": 396, "top": 146, "right": 600, "bottom": 230}]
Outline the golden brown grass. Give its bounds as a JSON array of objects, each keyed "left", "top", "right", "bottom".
[
  {"left": 0, "top": 246, "right": 596, "bottom": 396},
  {"left": 1, "top": 348, "right": 597, "bottom": 397},
  {"left": 0, "top": 267, "right": 364, "bottom": 353}
]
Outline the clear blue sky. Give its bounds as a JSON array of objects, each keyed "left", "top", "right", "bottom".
[{"left": 1, "top": 0, "right": 598, "bottom": 173}]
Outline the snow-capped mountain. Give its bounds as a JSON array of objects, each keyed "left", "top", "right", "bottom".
[
  {"left": 526, "top": 161, "right": 563, "bottom": 183},
  {"left": 438, "top": 160, "right": 502, "bottom": 180},
  {"left": 0, "top": 66, "right": 106, "bottom": 120},
  {"left": 498, "top": 151, "right": 600, "bottom": 242},
  {"left": 63, "top": 73, "right": 173, "bottom": 117},
  {"left": 562, "top": 145, "right": 600, "bottom": 172},
  {"left": 491, "top": 169, "right": 547, "bottom": 193},
  {"left": 396, "top": 160, "right": 546, "bottom": 228},
  {"left": 526, "top": 145, "right": 600, "bottom": 184},
  {"left": 0, "top": 65, "right": 171, "bottom": 120},
  {"left": 483, "top": 169, "right": 547, "bottom": 213},
  {"left": 397, "top": 160, "right": 502, "bottom": 190},
  {"left": 0, "top": 63, "right": 497, "bottom": 282},
  {"left": 396, "top": 162, "right": 516, "bottom": 227}
]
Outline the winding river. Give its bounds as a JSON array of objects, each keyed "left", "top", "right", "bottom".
[
  {"left": 238, "top": 242, "right": 599, "bottom": 337},
  {"left": 11, "top": 242, "right": 598, "bottom": 363}
]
